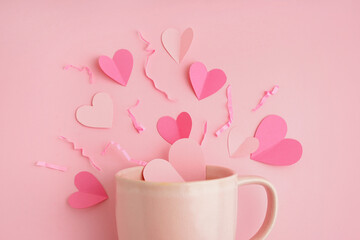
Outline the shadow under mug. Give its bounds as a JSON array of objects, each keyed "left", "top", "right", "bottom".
[{"left": 115, "top": 165, "right": 277, "bottom": 240}]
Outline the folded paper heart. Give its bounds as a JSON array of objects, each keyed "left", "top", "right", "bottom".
[
  {"left": 228, "top": 126, "right": 260, "bottom": 158},
  {"left": 143, "top": 139, "right": 206, "bottom": 182},
  {"left": 189, "top": 62, "right": 227, "bottom": 100},
  {"left": 68, "top": 171, "right": 108, "bottom": 209},
  {"left": 98, "top": 49, "right": 133, "bottom": 86},
  {"left": 76, "top": 92, "right": 113, "bottom": 128},
  {"left": 161, "top": 28, "right": 193, "bottom": 64},
  {"left": 142, "top": 159, "right": 185, "bottom": 182},
  {"left": 251, "top": 115, "right": 303, "bottom": 166},
  {"left": 157, "top": 112, "right": 192, "bottom": 144}
]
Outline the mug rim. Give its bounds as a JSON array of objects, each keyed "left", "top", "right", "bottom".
[{"left": 115, "top": 165, "right": 237, "bottom": 187}]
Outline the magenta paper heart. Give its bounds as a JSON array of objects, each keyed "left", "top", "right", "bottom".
[
  {"left": 251, "top": 115, "right": 303, "bottom": 166},
  {"left": 98, "top": 49, "right": 133, "bottom": 86},
  {"left": 68, "top": 171, "right": 108, "bottom": 209},
  {"left": 189, "top": 62, "right": 227, "bottom": 100},
  {"left": 76, "top": 92, "right": 113, "bottom": 128},
  {"left": 143, "top": 159, "right": 185, "bottom": 182},
  {"left": 143, "top": 139, "right": 206, "bottom": 182},
  {"left": 157, "top": 112, "right": 192, "bottom": 144},
  {"left": 161, "top": 28, "right": 193, "bottom": 64}
]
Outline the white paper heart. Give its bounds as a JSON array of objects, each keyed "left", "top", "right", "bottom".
[
  {"left": 76, "top": 92, "right": 113, "bottom": 128},
  {"left": 142, "top": 139, "right": 206, "bottom": 182},
  {"left": 161, "top": 28, "right": 193, "bottom": 64},
  {"left": 143, "top": 159, "right": 185, "bottom": 182}
]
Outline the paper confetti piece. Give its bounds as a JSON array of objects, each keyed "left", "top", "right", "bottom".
[
  {"left": 59, "top": 136, "right": 101, "bottom": 171},
  {"left": 127, "top": 99, "right": 145, "bottom": 133},
  {"left": 63, "top": 65, "right": 94, "bottom": 84},
  {"left": 252, "top": 85, "right": 279, "bottom": 111},
  {"left": 215, "top": 85, "right": 233, "bottom": 137},
  {"left": 101, "top": 141, "right": 147, "bottom": 166},
  {"left": 138, "top": 32, "right": 176, "bottom": 102},
  {"left": 35, "top": 161, "right": 67, "bottom": 172},
  {"left": 200, "top": 121, "right": 207, "bottom": 145}
]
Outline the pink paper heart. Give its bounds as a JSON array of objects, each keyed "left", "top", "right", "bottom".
[
  {"left": 157, "top": 112, "right": 192, "bottom": 144},
  {"left": 251, "top": 115, "right": 303, "bottom": 166},
  {"left": 143, "top": 159, "right": 185, "bottom": 182},
  {"left": 228, "top": 127, "right": 258, "bottom": 157},
  {"left": 76, "top": 92, "right": 113, "bottom": 128},
  {"left": 98, "top": 49, "right": 133, "bottom": 86},
  {"left": 168, "top": 139, "right": 206, "bottom": 181},
  {"left": 68, "top": 171, "right": 108, "bottom": 209},
  {"left": 161, "top": 28, "right": 193, "bottom": 63},
  {"left": 189, "top": 62, "right": 227, "bottom": 100},
  {"left": 228, "top": 132, "right": 260, "bottom": 158}
]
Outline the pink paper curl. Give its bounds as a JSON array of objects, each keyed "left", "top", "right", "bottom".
[
  {"left": 127, "top": 99, "right": 145, "bottom": 133},
  {"left": 101, "top": 141, "right": 148, "bottom": 166},
  {"left": 200, "top": 121, "right": 208, "bottom": 145},
  {"left": 215, "top": 85, "right": 233, "bottom": 137},
  {"left": 59, "top": 136, "right": 101, "bottom": 171},
  {"left": 138, "top": 32, "right": 176, "bottom": 102},
  {"left": 35, "top": 161, "right": 67, "bottom": 172},
  {"left": 63, "top": 65, "right": 94, "bottom": 84},
  {"left": 252, "top": 85, "right": 279, "bottom": 111}
]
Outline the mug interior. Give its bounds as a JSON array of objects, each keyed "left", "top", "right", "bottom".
[{"left": 116, "top": 165, "right": 236, "bottom": 183}]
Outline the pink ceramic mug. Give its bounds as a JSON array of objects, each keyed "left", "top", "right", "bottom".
[{"left": 115, "top": 165, "right": 277, "bottom": 240}]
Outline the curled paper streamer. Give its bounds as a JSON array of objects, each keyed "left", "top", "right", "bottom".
[
  {"left": 101, "top": 141, "right": 148, "bottom": 166},
  {"left": 252, "top": 85, "right": 279, "bottom": 111},
  {"left": 59, "top": 136, "right": 101, "bottom": 171},
  {"left": 138, "top": 32, "right": 175, "bottom": 102},
  {"left": 127, "top": 99, "right": 145, "bottom": 133},
  {"left": 200, "top": 121, "right": 207, "bottom": 145},
  {"left": 215, "top": 85, "right": 233, "bottom": 137},
  {"left": 63, "top": 65, "right": 94, "bottom": 84},
  {"left": 35, "top": 161, "right": 67, "bottom": 172}
]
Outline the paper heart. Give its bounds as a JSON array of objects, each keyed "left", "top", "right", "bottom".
[
  {"left": 76, "top": 92, "right": 113, "bottom": 128},
  {"left": 68, "top": 171, "right": 108, "bottom": 209},
  {"left": 98, "top": 49, "right": 133, "bottom": 86},
  {"left": 228, "top": 127, "right": 260, "bottom": 157},
  {"left": 161, "top": 28, "right": 193, "bottom": 64},
  {"left": 168, "top": 138, "right": 206, "bottom": 181},
  {"left": 157, "top": 112, "right": 192, "bottom": 144},
  {"left": 250, "top": 115, "right": 303, "bottom": 166},
  {"left": 143, "top": 159, "right": 185, "bottom": 182},
  {"left": 189, "top": 62, "right": 227, "bottom": 100}
]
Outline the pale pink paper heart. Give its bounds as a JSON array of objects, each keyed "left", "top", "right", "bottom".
[
  {"left": 68, "top": 171, "right": 108, "bottom": 209},
  {"left": 157, "top": 112, "right": 192, "bottom": 144},
  {"left": 161, "top": 28, "right": 193, "bottom": 64},
  {"left": 168, "top": 138, "right": 206, "bottom": 181},
  {"left": 251, "top": 115, "right": 303, "bottom": 166},
  {"left": 76, "top": 92, "right": 113, "bottom": 128},
  {"left": 98, "top": 49, "right": 133, "bottom": 86},
  {"left": 143, "top": 159, "right": 185, "bottom": 182},
  {"left": 228, "top": 127, "right": 259, "bottom": 157},
  {"left": 189, "top": 62, "right": 227, "bottom": 100}
]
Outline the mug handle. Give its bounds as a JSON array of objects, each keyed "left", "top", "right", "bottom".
[{"left": 237, "top": 176, "right": 278, "bottom": 240}]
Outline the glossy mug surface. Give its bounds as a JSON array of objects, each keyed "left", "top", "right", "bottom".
[{"left": 115, "top": 165, "right": 277, "bottom": 240}]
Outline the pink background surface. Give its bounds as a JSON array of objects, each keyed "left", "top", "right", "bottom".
[{"left": 0, "top": 0, "right": 359, "bottom": 239}]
